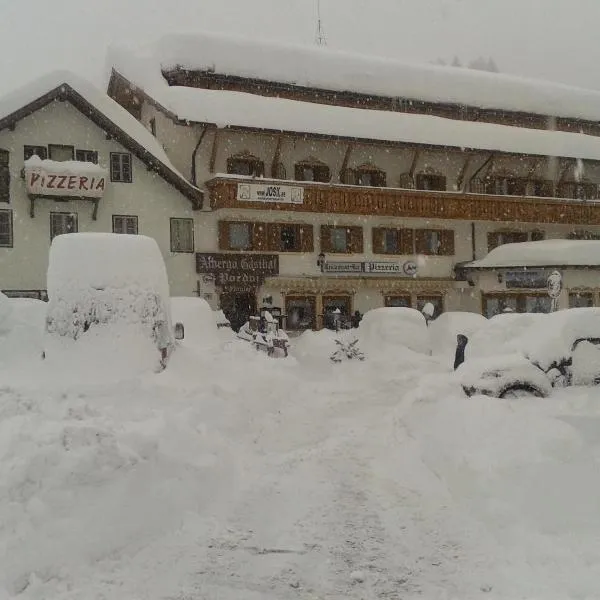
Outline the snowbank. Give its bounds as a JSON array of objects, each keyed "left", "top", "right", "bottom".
[
  {"left": 428, "top": 311, "right": 488, "bottom": 363},
  {"left": 0, "top": 297, "right": 46, "bottom": 368},
  {"left": 24, "top": 155, "right": 106, "bottom": 176},
  {"left": 467, "top": 239, "right": 600, "bottom": 268},
  {"left": 111, "top": 31, "right": 600, "bottom": 123},
  {"left": 359, "top": 307, "right": 429, "bottom": 356}
]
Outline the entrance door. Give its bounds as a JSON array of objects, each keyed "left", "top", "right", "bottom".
[
  {"left": 322, "top": 295, "right": 352, "bottom": 329},
  {"left": 220, "top": 292, "right": 257, "bottom": 332}
]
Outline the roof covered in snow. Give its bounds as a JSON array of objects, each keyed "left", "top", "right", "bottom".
[
  {"left": 110, "top": 31, "right": 600, "bottom": 123},
  {"left": 466, "top": 239, "right": 600, "bottom": 268},
  {"left": 108, "top": 38, "right": 600, "bottom": 162},
  {"left": 0, "top": 71, "right": 202, "bottom": 206}
]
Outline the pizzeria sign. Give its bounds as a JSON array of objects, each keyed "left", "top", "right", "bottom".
[{"left": 25, "top": 160, "right": 108, "bottom": 198}]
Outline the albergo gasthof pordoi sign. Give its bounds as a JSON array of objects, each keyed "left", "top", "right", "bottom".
[{"left": 25, "top": 161, "right": 108, "bottom": 198}]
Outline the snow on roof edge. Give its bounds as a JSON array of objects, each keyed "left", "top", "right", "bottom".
[
  {"left": 109, "top": 31, "right": 600, "bottom": 124},
  {"left": 0, "top": 70, "right": 201, "bottom": 203},
  {"left": 466, "top": 240, "right": 600, "bottom": 268}
]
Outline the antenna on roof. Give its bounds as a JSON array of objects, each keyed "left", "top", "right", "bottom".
[{"left": 315, "top": 0, "right": 327, "bottom": 46}]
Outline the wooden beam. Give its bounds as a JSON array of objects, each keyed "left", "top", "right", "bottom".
[
  {"left": 408, "top": 149, "right": 421, "bottom": 178},
  {"left": 270, "top": 135, "right": 283, "bottom": 178},
  {"left": 456, "top": 153, "right": 471, "bottom": 191},
  {"left": 29, "top": 196, "right": 35, "bottom": 218},
  {"left": 465, "top": 153, "right": 494, "bottom": 190},
  {"left": 339, "top": 142, "right": 354, "bottom": 180},
  {"left": 209, "top": 128, "right": 220, "bottom": 173}
]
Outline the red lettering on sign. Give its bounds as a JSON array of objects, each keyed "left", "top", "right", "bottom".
[
  {"left": 29, "top": 173, "right": 41, "bottom": 187},
  {"left": 56, "top": 175, "right": 67, "bottom": 189},
  {"left": 47, "top": 175, "right": 57, "bottom": 189},
  {"left": 67, "top": 176, "right": 76, "bottom": 190},
  {"left": 79, "top": 177, "right": 88, "bottom": 191},
  {"left": 96, "top": 178, "right": 105, "bottom": 191}
]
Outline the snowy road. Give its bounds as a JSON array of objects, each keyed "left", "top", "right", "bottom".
[{"left": 2, "top": 341, "right": 600, "bottom": 599}]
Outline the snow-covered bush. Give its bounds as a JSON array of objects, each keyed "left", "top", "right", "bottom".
[{"left": 359, "top": 307, "right": 429, "bottom": 356}]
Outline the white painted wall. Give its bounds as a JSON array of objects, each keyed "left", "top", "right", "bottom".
[{"left": 0, "top": 99, "right": 198, "bottom": 296}]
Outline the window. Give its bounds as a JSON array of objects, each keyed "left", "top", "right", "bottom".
[
  {"left": 227, "top": 155, "right": 264, "bottom": 177},
  {"left": 487, "top": 231, "right": 530, "bottom": 251},
  {"left": 322, "top": 295, "right": 352, "bottom": 330},
  {"left": 372, "top": 227, "right": 413, "bottom": 255},
  {"left": 415, "top": 229, "right": 455, "bottom": 255},
  {"left": 0, "top": 150, "right": 9, "bottom": 202},
  {"left": 285, "top": 296, "right": 316, "bottom": 330},
  {"left": 483, "top": 294, "right": 551, "bottom": 317},
  {"left": 110, "top": 152, "right": 132, "bottom": 183},
  {"left": 24, "top": 145, "right": 47, "bottom": 160},
  {"left": 170, "top": 218, "right": 194, "bottom": 253},
  {"left": 112, "top": 215, "right": 138, "bottom": 235},
  {"left": 321, "top": 225, "right": 363, "bottom": 254},
  {"left": 0, "top": 209, "right": 12, "bottom": 247},
  {"left": 355, "top": 167, "right": 386, "bottom": 187},
  {"left": 280, "top": 225, "right": 298, "bottom": 251},
  {"left": 385, "top": 295, "right": 411, "bottom": 308},
  {"left": 48, "top": 144, "right": 74, "bottom": 161},
  {"left": 415, "top": 173, "right": 447, "bottom": 191},
  {"left": 228, "top": 222, "right": 251, "bottom": 250},
  {"left": 294, "top": 161, "right": 330, "bottom": 183},
  {"left": 50, "top": 212, "right": 77, "bottom": 240},
  {"left": 487, "top": 177, "right": 526, "bottom": 196},
  {"left": 569, "top": 292, "right": 594, "bottom": 308},
  {"left": 569, "top": 230, "right": 600, "bottom": 240},
  {"left": 75, "top": 149, "right": 98, "bottom": 164}
]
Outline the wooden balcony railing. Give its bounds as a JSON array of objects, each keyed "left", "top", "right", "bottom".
[{"left": 206, "top": 177, "right": 600, "bottom": 226}]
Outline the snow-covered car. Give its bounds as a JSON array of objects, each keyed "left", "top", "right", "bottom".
[
  {"left": 458, "top": 308, "right": 600, "bottom": 398},
  {"left": 43, "top": 233, "right": 182, "bottom": 371}
]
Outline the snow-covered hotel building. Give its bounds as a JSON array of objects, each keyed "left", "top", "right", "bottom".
[
  {"left": 103, "top": 33, "right": 600, "bottom": 329},
  {"left": 4, "top": 33, "right": 600, "bottom": 330}
]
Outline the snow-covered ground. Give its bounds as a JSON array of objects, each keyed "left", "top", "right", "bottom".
[{"left": 1, "top": 320, "right": 600, "bottom": 599}]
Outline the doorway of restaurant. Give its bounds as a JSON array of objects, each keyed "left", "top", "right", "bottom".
[{"left": 219, "top": 291, "right": 257, "bottom": 332}]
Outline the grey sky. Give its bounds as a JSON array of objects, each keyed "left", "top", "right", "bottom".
[{"left": 1, "top": 0, "right": 599, "bottom": 93}]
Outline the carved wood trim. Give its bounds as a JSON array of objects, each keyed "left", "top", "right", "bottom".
[
  {"left": 207, "top": 177, "right": 600, "bottom": 225},
  {"left": 209, "top": 128, "right": 220, "bottom": 173},
  {"left": 408, "top": 149, "right": 420, "bottom": 178},
  {"left": 456, "top": 154, "right": 471, "bottom": 191}
]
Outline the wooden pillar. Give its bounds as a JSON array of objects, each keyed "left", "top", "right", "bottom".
[{"left": 209, "top": 128, "right": 220, "bottom": 173}]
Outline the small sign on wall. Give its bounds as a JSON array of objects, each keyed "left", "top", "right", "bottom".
[{"left": 237, "top": 183, "right": 304, "bottom": 204}]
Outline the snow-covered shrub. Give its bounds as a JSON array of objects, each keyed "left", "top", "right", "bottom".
[{"left": 359, "top": 307, "right": 429, "bottom": 355}]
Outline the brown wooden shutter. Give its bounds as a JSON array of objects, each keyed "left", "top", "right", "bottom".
[
  {"left": 372, "top": 227, "right": 386, "bottom": 254},
  {"left": 300, "top": 225, "right": 314, "bottom": 252},
  {"left": 252, "top": 222, "right": 267, "bottom": 251},
  {"left": 320, "top": 225, "right": 333, "bottom": 252},
  {"left": 400, "top": 229, "right": 414, "bottom": 254},
  {"left": 414, "top": 230, "right": 428, "bottom": 254},
  {"left": 218, "top": 221, "right": 230, "bottom": 250},
  {"left": 348, "top": 227, "right": 364, "bottom": 253},
  {"left": 439, "top": 229, "right": 455, "bottom": 255},
  {"left": 267, "top": 223, "right": 282, "bottom": 251}
]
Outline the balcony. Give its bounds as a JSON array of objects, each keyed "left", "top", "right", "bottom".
[{"left": 206, "top": 176, "right": 600, "bottom": 226}]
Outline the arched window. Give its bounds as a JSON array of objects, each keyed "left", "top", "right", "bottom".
[
  {"left": 294, "top": 158, "right": 330, "bottom": 183},
  {"left": 226, "top": 152, "right": 265, "bottom": 177},
  {"left": 352, "top": 164, "right": 386, "bottom": 187}
]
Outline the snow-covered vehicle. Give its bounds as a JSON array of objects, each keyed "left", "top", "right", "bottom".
[
  {"left": 458, "top": 308, "right": 600, "bottom": 398},
  {"left": 43, "top": 233, "right": 182, "bottom": 371},
  {"left": 237, "top": 311, "right": 290, "bottom": 357}
]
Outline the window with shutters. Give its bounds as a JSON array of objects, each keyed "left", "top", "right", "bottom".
[
  {"left": 487, "top": 177, "right": 526, "bottom": 196},
  {"left": 50, "top": 212, "right": 77, "bottom": 240},
  {"left": 48, "top": 144, "right": 74, "bottom": 161},
  {"left": 0, "top": 209, "right": 12, "bottom": 247},
  {"left": 0, "top": 150, "right": 9, "bottom": 202},
  {"left": 24, "top": 145, "right": 48, "bottom": 160},
  {"left": 266, "top": 223, "right": 313, "bottom": 252},
  {"left": 415, "top": 229, "right": 454, "bottom": 255},
  {"left": 487, "top": 230, "right": 529, "bottom": 251},
  {"left": 385, "top": 295, "right": 411, "bottom": 308},
  {"left": 110, "top": 152, "right": 132, "bottom": 182},
  {"left": 372, "top": 227, "right": 409, "bottom": 255},
  {"left": 227, "top": 154, "right": 264, "bottom": 177},
  {"left": 321, "top": 225, "right": 363, "bottom": 254},
  {"left": 112, "top": 215, "right": 138, "bottom": 235},
  {"left": 354, "top": 165, "right": 386, "bottom": 187},
  {"left": 228, "top": 222, "right": 252, "bottom": 250},
  {"left": 294, "top": 160, "right": 330, "bottom": 183},
  {"left": 415, "top": 173, "right": 447, "bottom": 191},
  {"left": 569, "top": 292, "right": 594, "bottom": 308},
  {"left": 170, "top": 218, "right": 194, "bottom": 252},
  {"left": 75, "top": 149, "right": 98, "bottom": 164}
]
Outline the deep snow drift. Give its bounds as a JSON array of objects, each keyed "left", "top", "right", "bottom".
[{"left": 1, "top": 314, "right": 600, "bottom": 599}]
